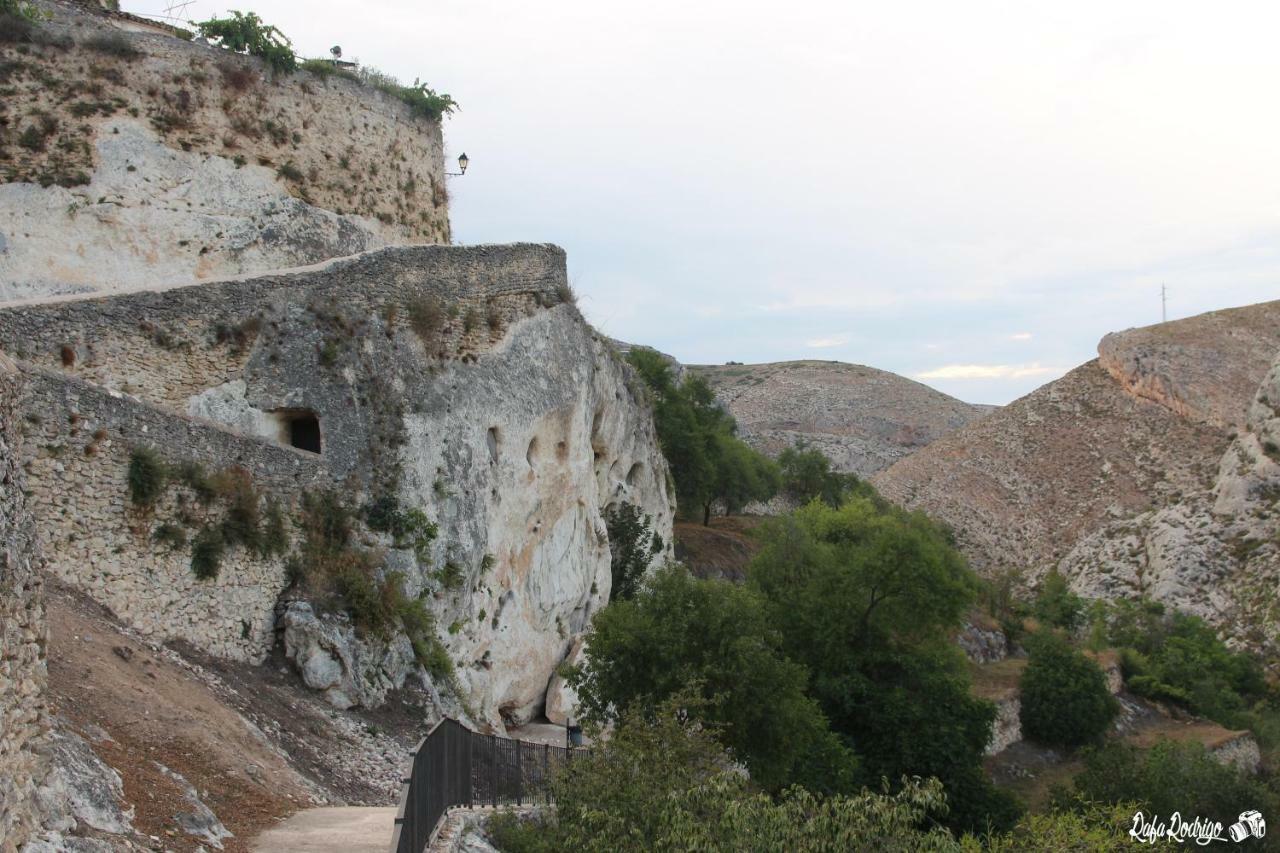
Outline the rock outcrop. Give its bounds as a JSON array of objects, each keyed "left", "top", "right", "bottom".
[
  {"left": 690, "top": 360, "right": 991, "bottom": 477},
  {"left": 1, "top": 1, "right": 448, "bottom": 300},
  {"left": 874, "top": 299, "right": 1280, "bottom": 650},
  {"left": 0, "top": 244, "right": 674, "bottom": 728}
]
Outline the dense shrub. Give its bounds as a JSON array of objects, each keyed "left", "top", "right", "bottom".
[
  {"left": 83, "top": 31, "right": 139, "bottom": 59},
  {"left": 407, "top": 295, "right": 446, "bottom": 349},
  {"left": 603, "top": 502, "right": 663, "bottom": 601},
  {"left": 1019, "top": 631, "right": 1118, "bottom": 749},
  {"left": 1090, "top": 598, "right": 1267, "bottom": 729},
  {"left": 1055, "top": 740, "right": 1279, "bottom": 851}
]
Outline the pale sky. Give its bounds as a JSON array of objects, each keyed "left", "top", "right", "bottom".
[{"left": 129, "top": 1, "right": 1280, "bottom": 404}]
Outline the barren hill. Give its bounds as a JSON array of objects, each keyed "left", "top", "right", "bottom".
[
  {"left": 872, "top": 300, "right": 1280, "bottom": 641},
  {"left": 689, "top": 360, "right": 992, "bottom": 477}
]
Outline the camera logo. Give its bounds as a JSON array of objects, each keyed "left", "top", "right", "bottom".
[{"left": 1229, "top": 810, "right": 1266, "bottom": 843}]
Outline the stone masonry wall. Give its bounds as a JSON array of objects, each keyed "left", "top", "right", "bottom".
[
  {"left": 16, "top": 365, "right": 332, "bottom": 661},
  {"left": 0, "top": 243, "right": 565, "bottom": 420},
  {"left": 1, "top": 0, "right": 451, "bottom": 300},
  {"left": 0, "top": 354, "right": 51, "bottom": 852}
]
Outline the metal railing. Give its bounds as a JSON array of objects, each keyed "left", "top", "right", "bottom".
[{"left": 389, "top": 718, "right": 586, "bottom": 853}]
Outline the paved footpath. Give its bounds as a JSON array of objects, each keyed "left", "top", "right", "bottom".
[{"left": 250, "top": 806, "right": 396, "bottom": 853}]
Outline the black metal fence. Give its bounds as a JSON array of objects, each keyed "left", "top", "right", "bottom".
[{"left": 390, "top": 718, "right": 586, "bottom": 853}]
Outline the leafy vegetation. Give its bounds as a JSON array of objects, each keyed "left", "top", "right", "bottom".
[
  {"left": 776, "top": 441, "right": 880, "bottom": 507},
  {"left": 490, "top": 696, "right": 957, "bottom": 853},
  {"left": 363, "top": 492, "right": 437, "bottom": 561},
  {"left": 749, "top": 498, "right": 1018, "bottom": 832},
  {"left": 190, "top": 525, "right": 225, "bottom": 580},
  {"left": 627, "top": 348, "right": 779, "bottom": 524},
  {"left": 1018, "top": 631, "right": 1118, "bottom": 749},
  {"left": 603, "top": 502, "right": 663, "bottom": 601},
  {"left": 196, "top": 11, "right": 296, "bottom": 74},
  {"left": 1053, "top": 740, "right": 1279, "bottom": 851},
  {"left": 569, "top": 563, "right": 858, "bottom": 794},
  {"left": 488, "top": 698, "right": 1154, "bottom": 853},
  {"left": 1030, "top": 570, "right": 1085, "bottom": 630},
  {"left": 1088, "top": 598, "right": 1268, "bottom": 730},
  {"left": 127, "top": 447, "right": 167, "bottom": 508}
]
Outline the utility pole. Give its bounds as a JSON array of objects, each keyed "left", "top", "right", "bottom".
[{"left": 1162, "top": 283, "right": 1167, "bottom": 323}]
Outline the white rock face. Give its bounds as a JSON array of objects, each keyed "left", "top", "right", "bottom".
[
  {"left": 395, "top": 308, "right": 675, "bottom": 726},
  {"left": 0, "top": 121, "right": 392, "bottom": 300},
  {"left": 1059, "top": 350, "right": 1280, "bottom": 651}
]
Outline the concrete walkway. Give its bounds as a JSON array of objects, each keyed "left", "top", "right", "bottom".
[{"left": 250, "top": 806, "right": 396, "bottom": 853}]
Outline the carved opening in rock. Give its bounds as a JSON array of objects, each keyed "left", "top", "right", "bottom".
[
  {"left": 626, "top": 462, "right": 644, "bottom": 487},
  {"left": 487, "top": 427, "right": 500, "bottom": 464},
  {"left": 273, "top": 409, "right": 322, "bottom": 453},
  {"left": 526, "top": 436, "right": 539, "bottom": 467},
  {"left": 556, "top": 440, "right": 568, "bottom": 461}
]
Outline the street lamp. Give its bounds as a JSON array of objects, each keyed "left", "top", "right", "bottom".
[{"left": 446, "top": 152, "right": 468, "bottom": 177}]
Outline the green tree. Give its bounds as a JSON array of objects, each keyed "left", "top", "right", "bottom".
[
  {"left": 569, "top": 563, "right": 858, "bottom": 793},
  {"left": 603, "top": 502, "right": 663, "bottom": 601},
  {"left": 776, "top": 442, "right": 879, "bottom": 508},
  {"left": 1019, "top": 631, "right": 1118, "bottom": 749},
  {"left": 748, "top": 499, "right": 1018, "bottom": 832},
  {"left": 1031, "top": 570, "right": 1085, "bottom": 630},
  {"left": 626, "top": 349, "right": 778, "bottom": 524}
]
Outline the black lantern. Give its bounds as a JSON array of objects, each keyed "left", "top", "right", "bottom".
[{"left": 457, "top": 152, "right": 469, "bottom": 175}]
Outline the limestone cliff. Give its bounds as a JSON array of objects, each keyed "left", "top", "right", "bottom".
[
  {"left": 0, "top": 244, "right": 674, "bottom": 728},
  {"left": 690, "top": 360, "right": 991, "bottom": 477},
  {"left": 874, "top": 299, "right": 1280, "bottom": 650},
  {"left": 1, "top": 1, "right": 448, "bottom": 300}
]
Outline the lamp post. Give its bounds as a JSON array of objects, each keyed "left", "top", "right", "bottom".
[{"left": 445, "top": 152, "right": 468, "bottom": 177}]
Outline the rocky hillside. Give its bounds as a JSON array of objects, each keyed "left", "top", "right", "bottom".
[
  {"left": 0, "top": 0, "right": 449, "bottom": 300},
  {"left": 873, "top": 300, "right": 1280, "bottom": 648},
  {"left": 689, "top": 360, "right": 992, "bottom": 477}
]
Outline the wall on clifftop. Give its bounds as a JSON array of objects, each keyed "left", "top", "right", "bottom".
[
  {"left": 0, "top": 244, "right": 675, "bottom": 727},
  {"left": 0, "top": 354, "right": 50, "bottom": 852},
  {"left": 0, "top": 0, "right": 449, "bottom": 300}
]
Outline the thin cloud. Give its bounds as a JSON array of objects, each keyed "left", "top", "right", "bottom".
[
  {"left": 915, "top": 362, "right": 1064, "bottom": 381},
  {"left": 1009, "top": 332, "right": 1033, "bottom": 341},
  {"left": 806, "top": 336, "right": 849, "bottom": 349}
]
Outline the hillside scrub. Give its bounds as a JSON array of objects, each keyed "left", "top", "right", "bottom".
[
  {"left": 627, "top": 347, "right": 779, "bottom": 524},
  {"left": 1054, "top": 740, "right": 1279, "bottom": 851},
  {"left": 603, "top": 502, "right": 662, "bottom": 601},
  {"left": 1018, "top": 630, "right": 1118, "bottom": 749}
]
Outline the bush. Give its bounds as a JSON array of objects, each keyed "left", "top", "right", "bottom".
[
  {"left": 1031, "top": 570, "right": 1085, "bottom": 630},
  {"left": 490, "top": 697, "right": 959, "bottom": 853},
  {"left": 1055, "top": 740, "right": 1279, "bottom": 851},
  {"left": 603, "top": 502, "right": 662, "bottom": 601},
  {"left": 351, "top": 66, "right": 457, "bottom": 121},
  {"left": 190, "top": 525, "right": 224, "bottom": 580},
  {"left": 1019, "top": 631, "right": 1118, "bottom": 749},
  {"left": 127, "top": 447, "right": 168, "bottom": 508},
  {"left": 196, "top": 11, "right": 295, "bottom": 74},
  {"left": 777, "top": 442, "right": 880, "bottom": 508},
  {"left": 1091, "top": 598, "right": 1268, "bottom": 729}
]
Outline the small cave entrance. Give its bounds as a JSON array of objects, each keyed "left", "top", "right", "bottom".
[{"left": 273, "top": 409, "right": 322, "bottom": 454}]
